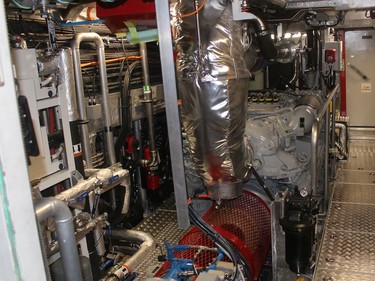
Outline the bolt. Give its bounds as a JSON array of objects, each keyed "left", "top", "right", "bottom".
[{"left": 325, "top": 257, "right": 335, "bottom": 262}]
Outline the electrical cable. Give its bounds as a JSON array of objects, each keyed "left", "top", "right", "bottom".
[
  {"left": 11, "top": 0, "right": 32, "bottom": 10},
  {"left": 172, "top": 0, "right": 207, "bottom": 19},
  {"left": 188, "top": 205, "right": 253, "bottom": 281},
  {"left": 188, "top": 206, "right": 239, "bottom": 281},
  {"left": 189, "top": 209, "right": 251, "bottom": 281},
  {"left": 114, "top": 62, "right": 142, "bottom": 162}
]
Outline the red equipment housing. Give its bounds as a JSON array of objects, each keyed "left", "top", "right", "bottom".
[
  {"left": 96, "top": 0, "right": 156, "bottom": 33},
  {"left": 155, "top": 191, "right": 271, "bottom": 280}
]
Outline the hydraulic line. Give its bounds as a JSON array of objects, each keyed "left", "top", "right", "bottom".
[
  {"left": 114, "top": 61, "right": 141, "bottom": 162},
  {"left": 250, "top": 166, "right": 275, "bottom": 201},
  {"left": 188, "top": 205, "right": 252, "bottom": 281}
]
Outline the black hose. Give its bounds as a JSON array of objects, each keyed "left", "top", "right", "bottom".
[
  {"left": 188, "top": 205, "right": 253, "bottom": 281},
  {"left": 114, "top": 62, "right": 142, "bottom": 162},
  {"left": 250, "top": 166, "right": 275, "bottom": 201},
  {"left": 188, "top": 207, "right": 252, "bottom": 279}
]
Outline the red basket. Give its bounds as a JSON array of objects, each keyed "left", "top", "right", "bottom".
[{"left": 155, "top": 191, "right": 271, "bottom": 280}]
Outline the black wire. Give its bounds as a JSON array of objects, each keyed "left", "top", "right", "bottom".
[
  {"left": 81, "top": 68, "right": 95, "bottom": 99},
  {"left": 114, "top": 61, "right": 142, "bottom": 162},
  {"left": 188, "top": 205, "right": 253, "bottom": 279},
  {"left": 188, "top": 205, "right": 252, "bottom": 281}
]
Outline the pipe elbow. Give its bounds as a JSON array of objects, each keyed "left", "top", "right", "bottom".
[
  {"left": 71, "top": 32, "right": 104, "bottom": 51},
  {"left": 248, "top": 12, "right": 277, "bottom": 60},
  {"left": 250, "top": 14, "right": 268, "bottom": 33},
  {"left": 139, "top": 150, "right": 159, "bottom": 167},
  {"left": 35, "top": 197, "right": 72, "bottom": 224}
]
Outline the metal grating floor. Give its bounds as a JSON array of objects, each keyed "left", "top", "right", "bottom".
[
  {"left": 313, "top": 139, "right": 375, "bottom": 281},
  {"left": 132, "top": 196, "right": 192, "bottom": 279}
]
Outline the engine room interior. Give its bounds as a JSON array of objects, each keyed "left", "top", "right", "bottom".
[{"left": 1, "top": 0, "right": 375, "bottom": 281}]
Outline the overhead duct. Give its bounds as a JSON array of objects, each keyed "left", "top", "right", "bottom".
[{"left": 172, "top": 0, "right": 253, "bottom": 200}]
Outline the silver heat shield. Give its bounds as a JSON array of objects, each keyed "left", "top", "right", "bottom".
[
  {"left": 57, "top": 48, "right": 79, "bottom": 122},
  {"left": 173, "top": 1, "right": 253, "bottom": 200}
]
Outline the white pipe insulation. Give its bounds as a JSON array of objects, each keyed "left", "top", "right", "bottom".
[{"left": 55, "top": 166, "right": 130, "bottom": 207}]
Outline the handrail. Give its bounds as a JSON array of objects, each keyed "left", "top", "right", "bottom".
[{"left": 311, "top": 84, "right": 340, "bottom": 207}]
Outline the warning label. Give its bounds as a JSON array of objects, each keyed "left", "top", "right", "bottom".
[
  {"left": 73, "top": 143, "right": 82, "bottom": 157},
  {"left": 361, "top": 83, "right": 372, "bottom": 93}
]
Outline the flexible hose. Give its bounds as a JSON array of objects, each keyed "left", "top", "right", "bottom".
[
  {"left": 188, "top": 205, "right": 252, "bottom": 281},
  {"left": 114, "top": 61, "right": 142, "bottom": 162}
]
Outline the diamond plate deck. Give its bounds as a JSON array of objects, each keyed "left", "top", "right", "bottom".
[
  {"left": 336, "top": 169, "right": 375, "bottom": 184},
  {"left": 133, "top": 197, "right": 191, "bottom": 279},
  {"left": 333, "top": 183, "right": 375, "bottom": 204},
  {"left": 327, "top": 202, "right": 375, "bottom": 233},
  {"left": 313, "top": 137, "right": 375, "bottom": 281},
  {"left": 316, "top": 230, "right": 375, "bottom": 275},
  {"left": 340, "top": 140, "right": 375, "bottom": 170},
  {"left": 314, "top": 269, "right": 375, "bottom": 281}
]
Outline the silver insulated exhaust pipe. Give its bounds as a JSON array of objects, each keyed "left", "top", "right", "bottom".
[{"left": 172, "top": 0, "right": 253, "bottom": 200}]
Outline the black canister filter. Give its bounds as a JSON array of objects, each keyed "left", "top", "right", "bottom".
[{"left": 280, "top": 210, "right": 316, "bottom": 274}]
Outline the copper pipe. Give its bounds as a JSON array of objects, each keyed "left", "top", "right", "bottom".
[{"left": 80, "top": 56, "right": 141, "bottom": 68}]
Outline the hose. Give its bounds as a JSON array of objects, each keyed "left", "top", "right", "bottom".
[
  {"left": 188, "top": 205, "right": 252, "bottom": 281},
  {"left": 114, "top": 61, "right": 142, "bottom": 162}
]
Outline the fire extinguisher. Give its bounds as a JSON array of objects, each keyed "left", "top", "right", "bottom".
[{"left": 144, "top": 147, "right": 160, "bottom": 190}]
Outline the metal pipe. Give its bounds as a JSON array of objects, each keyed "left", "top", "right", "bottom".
[
  {"left": 49, "top": 213, "right": 108, "bottom": 256},
  {"left": 40, "top": 75, "right": 53, "bottom": 87},
  {"left": 35, "top": 198, "right": 83, "bottom": 281},
  {"left": 120, "top": 178, "right": 131, "bottom": 216},
  {"left": 335, "top": 123, "right": 347, "bottom": 152},
  {"left": 310, "top": 84, "right": 339, "bottom": 196},
  {"left": 51, "top": 144, "right": 64, "bottom": 160},
  {"left": 104, "top": 230, "right": 156, "bottom": 280},
  {"left": 289, "top": 51, "right": 301, "bottom": 86},
  {"left": 248, "top": 12, "right": 277, "bottom": 60},
  {"left": 134, "top": 120, "right": 149, "bottom": 215},
  {"left": 323, "top": 107, "right": 329, "bottom": 213},
  {"left": 194, "top": 0, "right": 202, "bottom": 60},
  {"left": 139, "top": 43, "right": 158, "bottom": 168},
  {"left": 71, "top": 33, "right": 116, "bottom": 168},
  {"left": 331, "top": 96, "right": 337, "bottom": 179}
]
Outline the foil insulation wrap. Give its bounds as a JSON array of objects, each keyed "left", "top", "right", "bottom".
[
  {"left": 57, "top": 48, "right": 79, "bottom": 122},
  {"left": 172, "top": 1, "right": 253, "bottom": 199}
]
